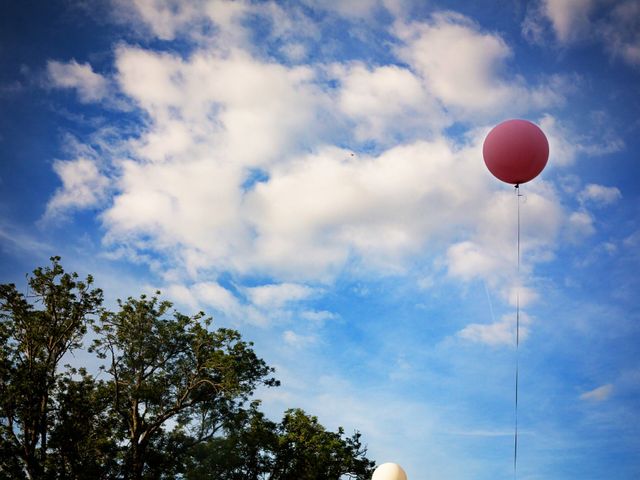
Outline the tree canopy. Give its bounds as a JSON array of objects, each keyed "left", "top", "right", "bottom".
[{"left": 0, "top": 258, "right": 375, "bottom": 479}]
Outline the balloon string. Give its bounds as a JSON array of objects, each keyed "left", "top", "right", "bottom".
[{"left": 514, "top": 184, "right": 522, "bottom": 478}]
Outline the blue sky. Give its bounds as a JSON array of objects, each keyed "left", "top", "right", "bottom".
[{"left": 1, "top": 0, "right": 640, "bottom": 478}]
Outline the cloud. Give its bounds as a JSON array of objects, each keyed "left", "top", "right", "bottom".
[
  {"left": 64, "top": 84, "right": 567, "bottom": 293},
  {"left": 522, "top": 0, "right": 597, "bottom": 45},
  {"left": 447, "top": 182, "right": 563, "bottom": 290},
  {"left": 300, "top": 310, "right": 338, "bottom": 324},
  {"left": 446, "top": 241, "right": 502, "bottom": 282},
  {"left": 245, "top": 283, "right": 316, "bottom": 309},
  {"left": 282, "top": 329, "right": 316, "bottom": 348},
  {"left": 161, "top": 280, "right": 329, "bottom": 328},
  {"left": 42, "top": 7, "right": 585, "bottom": 336},
  {"left": 114, "top": 46, "right": 325, "bottom": 166},
  {"left": 623, "top": 230, "right": 640, "bottom": 249},
  {"left": 395, "top": 12, "right": 566, "bottom": 118},
  {"left": 335, "top": 62, "right": 447, "bottom": 143},
  {"left": 578, "top": 184, "right": 622, "bottom": 206},
  {"left": 164, "top": 281, "right": 269, "bottom": 325},
  {"left": 302, "top": 0, "right": 380, "bottom": 19},
  {"left": 112, "top": 0, "right": 202, "bottom": 41},
  {"left": 115, "top": 0, "right": 321, "bottom": 53},
  {"left": 100, "top": 46, "right": 333, "bottom": 276},
  {"left": 39, "top": 11, "right": 589, "bottom": 351},
  {"left": 47, "top": 59, "right": 109, "bottom": 102},
  {"left": 544, "top": 0, "right": 597, "bottom": 43},
  {"left": 459, "top": 312, "right": 531, "bottom": 347},
  {"left": 599, "top": 1, "right": 640, "bottom": 68},
  {"left": 539, "top": 114, "right": 624, "bottom": 168},
  {"left": 580, "top": 383, "right": 614, "bottom": 402},
  {"left": 507, "top": 284, "right": 539, "bottom": 308},
  {"left": 192, "top": 282, "right": 242, "bottom": 314},
  {"left": 523, "top": 0, "right": 640, "bottom": 69},
  {"left": 101, "top": 63, "right": 506, "bottom": 281},
  {"left": 0, "top": 222, "right": 53, "bottom": 257},
  {"left": 45, "top": 158, "right": 109, "bottom": 218},
  {"left": 243, "top": 138, "right": 498, "bottom": 279},
  {"left": 567, "top": 210, "right": 596, "bottom": 239}
]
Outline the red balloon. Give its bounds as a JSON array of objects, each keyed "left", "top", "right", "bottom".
[{"left": 483, "top": 119, "right": 549, "bottom": 185}]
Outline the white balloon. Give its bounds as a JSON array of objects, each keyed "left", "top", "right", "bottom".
[{"left": 372, "top": 462, "right": 408, "bottom": 480}]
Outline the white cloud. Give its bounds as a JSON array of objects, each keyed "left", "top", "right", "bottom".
[
  {"left": 261, "top": 2, "right": 321, "bottom": 43},
  {"left": 302, "top": 0, "right": 379, "bottom": 19},
  {"left": 459, "top": 312, "right": 531, "bottom": 347},
  {"left": 75, "top": 73, "right": 567, "bottom": 290},
  {"left": 112, "top": 0, "right": 201, "bottom": 41},
  {"left": 523, "top": 0, "right": 640, "bottom": 69},
  {"left": 446, "top": 241, "right": 502, "bottom": 282},
  {"left": 578, "top": 184, "right": 622, "bottom": 206},
  {"left": 165, "top": 283, "right": 199, "bottom": 310},
  {"left": 539, "top": 114, "right": 624, "bottom": 168},
  {"left": 279, "top": 42, "right": 308, "bottom": 62},
  {"left": 567, "top": 210, "right": 596, "bottom": 238},
  {"left": 623, "top": 230, "right": 640, "bottom": 249},
  {"left": 192, "top": 282, "right": 242, "bottom": 314},
  {"left": 116, "top": 0, "right": 321, "bottom": 52},
  {"left": 244, "top": 137, "right": 496, "bottom": 279},
  {"left": 120, "top": 0, "right": 401, "bottom": 41},
  {"left": 395, "top": 12, "right": 565, "bottom": 117},
  {"left": 0, "top": 222, "right": 53, "bottom": 256},
  {"left": 163, "top": 280, "right": 327, "bottom": 327},
  {"left": 106, "top": 124, "right": 495, "bottom": 282},
  {"left": 245, "top": 283, "right": 316, "bottom": 309},
  {"left": 395, "top": 12, "right": 511, "bottom": 112},
  {"left": 446, "top": 180, "right": 562, "bottom": 337},
  {"left": 599, "top": 1, "right": 640, "bottom": 68},
  {"left": 47, "top": 59, "right": 109, "bottom": 102},
  {"left": 45, "top": 158, "right": 109, "bottom": 217},
  {"left": 539, "top": 115, "right": 581, "bottom": 167},
  {"left": 161, "top": 280, "right": 331, "bottom": 328},
  {"left": 282, "top": 329, "right": 316, "bottom": 347},
  {"left": 100, "top": 46, "right": 334, "bottom": 277},
  {"left": 543, "top": 0, "right": 596, "bottom": 43},
  {"left": 165, "top": 281, "right": 268, "bottom": 325},
  {"left": 447, "top": 183, "right": 563, "bottom": 287},
  {"left": 43, "top": 8, "right": 585, "bottom": 341},
  {"left": 114, "top": 46, "right": 325, "bottom": 166},
  {"left": 580, "top": 383, "right": 614, "bottom": 401},
  {"left": 335, "top": 63, "right": 446, "bottom": 142},
  {"left": 300, "top": 310, "right": 338, "bottom": 324},
  {"left": 507, "top": 284, "right": 539, "bottom": 308},
  {"left": 522, "top": 0, "right": 596, "bottom": 45}
]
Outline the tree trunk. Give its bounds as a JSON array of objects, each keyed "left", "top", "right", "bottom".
[
  {"left": 129, "top": 417, "right": 148, "bottom": 480},
  {"left": 131, "top": 438, "right": 146, "bottom": 480}
]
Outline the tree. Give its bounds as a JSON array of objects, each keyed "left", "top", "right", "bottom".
[
  {"left": 185, "top": 401, "right": 279, "bottom": 479},
  {"left": 186, "top": 407, "right": 375, "bottom": 480},
  {"left": 46, "top": 368, "right": 119, "bottom": 479},
  {"left": 0, "top": 257, "right": 103, "bottom": 479},
  {"left": 270, "top": 409, "right": 374, "bottom": 480},
  {"left": 1, "top": 260, "right": 376, "bottom": 479},
  {"left": 90, "top": 294, "right": 279, "bottom": 479}
]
